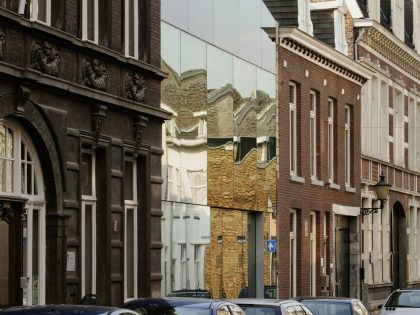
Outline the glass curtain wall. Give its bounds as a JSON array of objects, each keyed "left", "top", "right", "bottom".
[{"left": 161, "top": 16, "right": 276, "bottom": 298}]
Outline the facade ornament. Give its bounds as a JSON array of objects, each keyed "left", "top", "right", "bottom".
[
  {"left": 133, "top": 115, "right": 148, "bottom": 155},
  {"left": 91, "top": 105, "right": 107, "bottom": 145},
  {"left": 0, "top": 200, "right": 12, "bottom": 224},
  {"left": 82, "top": 58, "right": 108, "bottom": 90},
  {"left": 125, "top": 72, "right": 147, "bottom": 102},
  {"left": 31, "top": 40, "right": 60, "bottom": 76},
  {"left": 0, "top": 27, "right": 4, "bottom": 61}
]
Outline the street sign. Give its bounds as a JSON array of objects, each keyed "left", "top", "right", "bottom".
[{"left": 266, "top": 240, "right": 276, "bottom": 253}]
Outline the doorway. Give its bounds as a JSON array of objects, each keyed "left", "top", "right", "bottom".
[
  {"left": 392, "top": 202, "right": 406, "bottom": 290},
  {"left": 335, "top": 215, "right": 350, "bottom": 297}
]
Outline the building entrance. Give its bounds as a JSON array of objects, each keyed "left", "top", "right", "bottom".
[
  {"left": 335, "top": 215, "right": 350, "bottom": 297},
  {"left": 392, "top": 202, "right": 406, "bottom": 290}
]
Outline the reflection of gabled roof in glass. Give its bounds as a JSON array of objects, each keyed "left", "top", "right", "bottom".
[
  {"left": 234, "top": 100, "right": 256, "bottom": 125},
  {"left": 207, "top": 84, "right": 235, "bottom": 104},
  {"left": 257, "top": 104, "right": 276, "bottom": 137}
]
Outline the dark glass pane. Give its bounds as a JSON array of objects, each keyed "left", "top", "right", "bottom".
[
  {"left": 37, "top": 0, "right": 47, "bottom": 22},
  {"left": 85, "top": 204, "right": 93, "bottom": 293},
  {"left": 33, "top": 211, "right": 39, "bottom": 304},
  {"left": 87, "top": 0, "right": 95, "bottom": 41},
  {"left": 124, "top": 161, "right": 134, "bottom": 201},
  {"left": 6, "top": 128, "right": 13, "bottom": 159},
  {"left": 129, "top": 0, "right": 135, "bottom": 56},
  {"left": 126, "top": 208, "right": 134, "bottom": 297},
  {"left": 0, "top": 221, "right": 9, "bottom": 307},
  {"left": 21, "top": 163, "right": 25, "bottom": 194},
  {"left": 82, "top": 153, "right": 92, "bottom": 196},
  {"left": 27, "top": 164, "right": 32, "bottom": 195}
]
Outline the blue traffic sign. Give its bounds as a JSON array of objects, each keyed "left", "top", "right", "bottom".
[{"left": 266, "top": 240, "right": 276, "bottom": 253}]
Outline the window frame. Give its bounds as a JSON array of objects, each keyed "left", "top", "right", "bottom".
[
  {"left": 310, "top": 211, "right": 317, "bottom": 296},
  {"left": 310, "top": 91, "right": 317, "bottom": 179},
  {"left": 82, "top": 0, "right": 99, "bottom": 43},
  {"left": 124, "top": 0, "right": 139, "bottom": 58},
  {"left": 289, "top": 82, "right": 298, "bottom": 175},
  {"left": 327, "top": 98, "right": 335, "bottom": 182},
  {"left": 334, "top": 9, "right": 348, "bottom": 54},
  {"left": 344, "top": 105, "right": 351, "bottom": 186},
  {"left": 30, "top": 0, "right": 51, "bottom": 25}
]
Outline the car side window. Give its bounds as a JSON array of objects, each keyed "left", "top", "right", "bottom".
[
  {"left": 218, "top": 305, "right": 232, "bottom": 315},
  {"left": 300, "top": 305, "right": 314, "bottom": 315}
]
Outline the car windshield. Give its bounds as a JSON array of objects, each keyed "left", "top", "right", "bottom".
[
  {"left": 132, "top": 306, "right": 210, "bottom": 315},
  {"left": 239, "top": 306, "right": 277, "bottom": 315},
  {"left": 301, "top": 301, "right": 351, "bottom": 315},
  {"left": 385, "top": 291, "right": 420, "bottom": 308}
]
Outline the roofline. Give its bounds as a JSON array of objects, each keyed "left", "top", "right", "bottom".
[{"left": 263, "top": 26, "right": 373, "bottom": 82}]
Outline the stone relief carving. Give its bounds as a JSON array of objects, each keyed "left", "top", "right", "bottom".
[
  {"left": 31, "top": 40, "right": 60, "bottom": 76},
  {"left": 125, "top": 72, "right": 147, "bottom": 102},
  {"left": 82, "top": 58, "right": 108, "bottom": 90},
  {"left": 133, "top": 115, "right": 148, "bottom": 155},
  {"left": 91, "top": 105, "right": 107, "bottom": 145},
  {"left": 0, "top": 28, "right": 5, "bottom": 61}
]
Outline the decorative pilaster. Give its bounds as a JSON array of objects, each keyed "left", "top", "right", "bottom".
[
  {"left": 91, "top": 105, "right": 107, "bottom": 146},
  {"left": 133, "top": 115, "right": 148, "bottom": 155}
]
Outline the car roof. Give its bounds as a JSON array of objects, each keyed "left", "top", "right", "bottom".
[
  {"left": 121, "top": 297, "right": 232, "bottom": 309},
  {"left": 294, "top": 296, "right": 359, "bottom": 302},
  {"left": 0, "top": 305, "right": 122, "bottom": 315},
  {"left": 226, "top": 299, "right": 298, "bottom": 306}
]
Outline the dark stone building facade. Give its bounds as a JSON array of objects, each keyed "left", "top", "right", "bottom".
[{"left": 0, "top": 0, "right": 169, "bottom": 307}]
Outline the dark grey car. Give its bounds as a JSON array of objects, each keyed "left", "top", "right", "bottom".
[{"left": 227, "top": 299, "right": 315, "bottom": 315}]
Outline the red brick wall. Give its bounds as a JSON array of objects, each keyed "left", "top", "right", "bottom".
[{"left": 276, "top": 45, "right": 362, "bottom": 298}]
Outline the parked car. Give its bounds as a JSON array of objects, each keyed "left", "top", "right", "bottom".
[
  {"left": 120, "top": 297, "right": 245, "bottom": 315},
  {"left": 238, "top": 286, "right": 277, "bottom": 299},
  {"left": 0, "top": 305, "right": 137, "bottom": 315},
  {"left": 166, "top": 289, "right": 213, "bottom": 299},
  {"left": 378, "top": 288, "right": 420, "bottom": 315},
  {"left": 227, "top": 298, "right": 315, "bottom": 315},
  {"left": 294, "top": 297, "right": 369, "bottom": 315}
]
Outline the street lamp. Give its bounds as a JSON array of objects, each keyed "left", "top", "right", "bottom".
[{"left": 360, "top": 172, "right": 391, "bottom": 216}]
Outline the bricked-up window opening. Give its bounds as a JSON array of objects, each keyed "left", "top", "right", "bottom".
[
  {"left": 289, "top": 83, "right": 298, "bottom": 175},
  {"left": 290, "top": 209, "right": 297, "bottom": 297},
  {"left": 29, "top": 0, "right": 50, "bottom": 25},
  {"left": 310, "top": 91, "right": 317, "bottom": 179},
  {"left": 124, "top": 159, "right": 138, "bottom": 300},
  {"left": 328, "top": 98, "right": 335, "bottom": 183},
  {"left": 310, "top": 211, "right": 317, "bottom": 296},
  {"left": 344, "top": 105, "right": 351, "bottom": 187},
  {"left": 81, "top": 150, "right": 97, "bottom": 298},
  {"left": 82, "top": 0, "right": 99, "bottom": 43}
]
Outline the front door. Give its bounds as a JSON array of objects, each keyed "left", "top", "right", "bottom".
[
  {"left": 0, "top": 198, "right": 26, "bottom": 307},
  {"left": 335, "top": 215, "right": 350, "bottom": 297},
  {"left": 392, "top": 202, "right": 406, "bottom": 290}
]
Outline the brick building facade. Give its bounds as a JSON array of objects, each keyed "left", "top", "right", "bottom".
[{"left": 0, "top": 0, "right": 168, "bottom": 307}]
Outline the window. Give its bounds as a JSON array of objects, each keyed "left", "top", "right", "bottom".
[
  {"left": 290, "top": 210, "right": 297, "bottom": 297},
  {"left": 0, "top": 121, "right": 46, "bottom": 305},
  {"left": 81, "top": 151, "right": 96, "bottom": 297},
  {"left": 394, "top": 89, "right": 404, "bottom": 167},
  {"left": 310, "top": 91, "right": 317, "bottom": 179},
  {"left": 124, "top": 159, "right": 138, "bottom": 300},
  {"left": 290, "top": 83, "right": 297, "bottom": 175},
  {"left": 414, "top": 0, "right": 420, "bottom": 53},
  {"left": 328, "top": 99, "right": 335, "bottom": 182},
  {"left": 194, "top": 244, "right": 201, "bottom": 288},
  {"left": 125, "top": 0, "right": 138, "bottom": 58},
  {"left": 298, "top": 0, "right": 313, "bottom": 34},
  {"left": 180, "top": 244, "right": 187, "bottom": 288},
  {"left": 30, "top": 0, "right": 51, "bottom": 25},
  {"left": 334, "top": 9, "right": 348, "bottom": 54},
  {"left": 344, "top": 105, "right": 351, "bottom": 186},
  {"left": 82, "top": 0, "right": 98, "bottom": 42}
]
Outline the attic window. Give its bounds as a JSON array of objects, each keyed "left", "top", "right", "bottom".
[
  {"left": 298, "top": 0, "right": 313, "bottom": 35},
  {"left": 334, "top": 9, "right": 348, "bottom": 54}
]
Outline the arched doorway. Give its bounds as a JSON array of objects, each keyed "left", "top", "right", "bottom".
[
  {"left": 0, "top": 120, "right": 46, "bottom": 307},
  {"left": 392, "top": 202, "right": 406, "bottom": 290}
]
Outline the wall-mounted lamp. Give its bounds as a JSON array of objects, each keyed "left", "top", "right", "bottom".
[
  {"left": 267, "top": 195, "right": 276, "bottom": 219},
  {"left": 360, "top": 172, "right": 391, "bottom": 216}
]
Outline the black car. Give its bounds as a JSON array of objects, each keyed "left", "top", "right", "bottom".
[
  {"left": 294, "top": 297, "right": 370, "bottom": 315},
  {"left": 0, "top": 305, "right": 137, "bottom": 315},
  {"left": 120, "top": 297, "right": 245, "bottom": 315}
]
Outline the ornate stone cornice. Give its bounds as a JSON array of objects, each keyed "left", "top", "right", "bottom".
[
  {"left": 359, "top": 53, "right": 390, "bottom": 77},
  {"left": 354, "top": 20, "right": 420, "bottom": 81}
]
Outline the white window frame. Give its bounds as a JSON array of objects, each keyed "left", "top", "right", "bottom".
[
  {"left": 414, "top": 0, "right": 420, "bottom": 54},
  {"left": 328, "top": 98, "right": 335, "bottom": 182},
  {"left": 345, "top": 105, "right": 351, "bottom": 186},
  {"left": 298, "top": 0, "right": 313, "bottom": 35},
  {"left": 124, "top": 158, "right": 138, "bottom": 301},
  {"left": 81, "top": 152, "right": 97, "bottom": 297},
  {"left": 310, "top": 91, "right": 317, "bottom": 179},
  {"left": 290, "top": 209, "right": 297, "bottom": 297},
  {"left": 30, "top": 0, "right": 51, "bottom": 25},
  {"left": 367, "top": 0, "right": 381, "bottom": 21},
  {"left": 82, "top": 0, "right": 99, "bottom": 43},
  {"left": 290, "top": 83, "right": 297, "bottom": 175},
  {"left": 0, "top": 121, "right": 46, "bottom": 305},
  {"left": 124, "top": 0, "right": 139, "bottom": 58},
  {"left": 310, "top": 211, "right": 317, "bottom": 296},
  {"left": 334, "top": 9, "right": 348, "bottom": 55},
  {"left": 394, "top": 88, "right": 404, "bottom": 167}
]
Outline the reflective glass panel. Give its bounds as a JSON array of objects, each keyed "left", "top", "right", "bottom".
[{"left": 87, "top": 0, "right": 95, "bottom": 41}]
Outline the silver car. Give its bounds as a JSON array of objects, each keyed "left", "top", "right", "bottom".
[
  {"left": 227, "top": 299, "right": 315, "bottom": 315},
  {"left": 378, "top": 288, "right": 420, "bottom": 315}
]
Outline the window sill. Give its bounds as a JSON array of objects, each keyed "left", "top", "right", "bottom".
[
  {"left": 311, "top": 178, "right": 324, "bottom": 187},
  {"left": 290, "top": 174, "right": 305, "bottom": 183},
  {"left": 345, "top": 186, "right": 356, "bottom": 193},
  {"left": 328, "top": 182, "right": 340, "bottom": 190}
]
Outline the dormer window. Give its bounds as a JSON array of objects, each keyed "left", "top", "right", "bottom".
[
  {"left": 298, "top": 0, "right": 313, "bottom": 35},
  {"left": 334, "top": 9, "right": 348, "bottom": 54}
]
